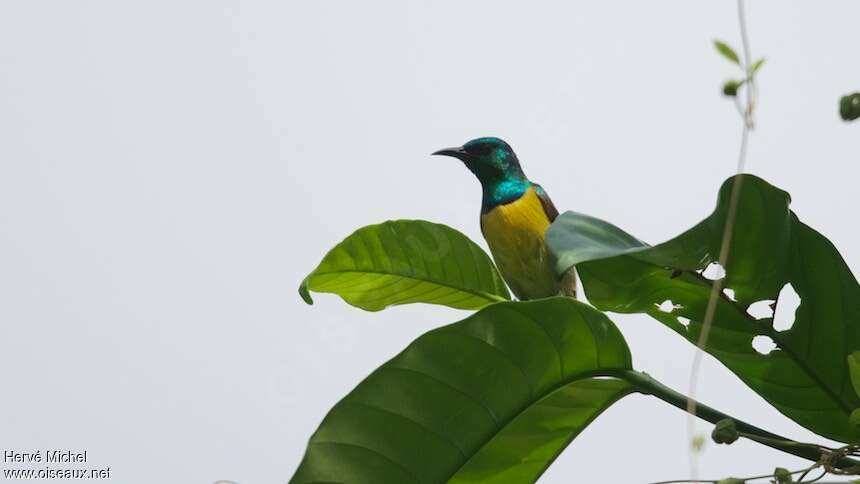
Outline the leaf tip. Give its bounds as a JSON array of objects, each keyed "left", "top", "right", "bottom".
[{"left": 299, "top": 278, "right": 314, "bottom": 305}]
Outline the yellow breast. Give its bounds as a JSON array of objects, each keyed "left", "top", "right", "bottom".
[{"left": 480, "top": 186, "right": 558, "bottom": 300}]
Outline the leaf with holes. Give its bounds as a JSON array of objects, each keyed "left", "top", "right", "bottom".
[
  {"left": 290, "top": 298, "right": 634, "bottom": 483},
  {"left": 299, "top": 220, "right": 510, "bottom": 311},
  {"left": 547, "top": 174, "right": 860, "bottom": 443}
]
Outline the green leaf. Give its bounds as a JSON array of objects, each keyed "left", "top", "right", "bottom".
[
  {"left": 841, "top": 92, "right": 860, "bottom": 121},
  {"left": 547, "top": 174, "right": 860, "bottom": 443},
  {"left": 289, "top": 298, "right": 634, "bottom": 484},
  {"left": 751, "top": 57, "right": 766, "bottom": 73},
  {"left": 545, "top": 211, "right": 648, "bottom": 275},
  {"left": 300, "top": 220, "right": 510, "bottom": 311},
  {"left": 714, "top": 40, "right": 741, "bottom": 64},
  {"left": 850, "top": 409, "right": 860, "bottom": 427},
  {"left": 722, "top": 79, "right": 743, "bottom": 97},
  {"left": 849, "top": 351, "right": 860, "bottom": 398}
]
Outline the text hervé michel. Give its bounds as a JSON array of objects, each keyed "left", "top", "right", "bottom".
[{"left": 4, "top": 450, "right": 88, "bottom": 464}]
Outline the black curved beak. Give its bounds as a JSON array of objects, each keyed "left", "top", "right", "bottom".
[{"left": 431, "top": 146, "right": 469, "bottom": 160}]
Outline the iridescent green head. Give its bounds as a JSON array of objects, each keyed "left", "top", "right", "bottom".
[
  {"left": 433, "top": 137, "right": 530, "bottom": 210},
  {"left": 432, "top": 137, "right": 526, "bottom": 183}
]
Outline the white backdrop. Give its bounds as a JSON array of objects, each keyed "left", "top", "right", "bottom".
[{"left": 2, "top": 1, "right": 859, "bottom": 482}]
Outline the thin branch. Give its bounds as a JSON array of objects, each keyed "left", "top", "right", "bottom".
[
  {"left": 738, "top": 0, "right": 756, "bottom": 128},
  {"left": 617, "top": 370, "right": 859, "bottom": 470},
  {"left": 687, "top": 0, "right": 755, "bottom": 477},
  {"left": 648, "top": 480, "right": 716, "bottom": 484}
]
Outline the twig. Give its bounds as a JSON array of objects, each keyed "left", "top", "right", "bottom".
[
  {"left": 686, "top": 0, "right": 755, "bottom": 477},
  {"left": 620, "top": 371, "right": 860, "bottom": 470}
]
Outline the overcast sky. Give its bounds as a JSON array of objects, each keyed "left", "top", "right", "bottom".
[{"left": 2, "top": 1, "right": 859, "bottom": 483}]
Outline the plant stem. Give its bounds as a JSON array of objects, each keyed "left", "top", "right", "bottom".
[
  {"left": 688, "top": 1, "right": 755, "bottom": 476},
  {"left": 610, "top": 370, "right": 860, "bottom": 470}
]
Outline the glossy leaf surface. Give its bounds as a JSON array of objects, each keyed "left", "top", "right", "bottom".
[
  {"left": 548, "top": 174, "right": 860, "bottom": 442},
  {"left": 848, "top": 351, "right": 860, "bottom": 400},
  {"left": 290, "top": 298, "right": 633, "bottom": 483},
  {"left": 300, "top": 220, "right": 510, "bottom": 311}
]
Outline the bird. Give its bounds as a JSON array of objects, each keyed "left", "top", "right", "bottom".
[{"left": 432, "top": 137, "right": 575, "bottom": 300}]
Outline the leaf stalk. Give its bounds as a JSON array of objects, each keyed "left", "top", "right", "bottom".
[{"left": 610, "top": 370, "right": 859, "bottom": 470}]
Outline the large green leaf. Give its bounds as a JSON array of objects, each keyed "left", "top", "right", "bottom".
[
  {"left": 547, "top": 174, "right": 860, "bottom": 443},
  {"left": 290, "top": 298, "right": 634, "bottom": 484},
  {"left": 300, "top": 220, "right": 510, "bottom": 311}
]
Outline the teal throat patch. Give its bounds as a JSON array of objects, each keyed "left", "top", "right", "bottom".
[{"left": 482, "top": 178, "right": 531, "bottom": 213}]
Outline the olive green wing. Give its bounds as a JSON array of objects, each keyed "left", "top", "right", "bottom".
[
  {"left": 535, "top": 183, "right": 576, "bottom": 297},
  {"left": 534, "top": 184, "right": 559, "bottom": 222}
]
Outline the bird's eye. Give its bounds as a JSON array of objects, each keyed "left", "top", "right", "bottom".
[{"left": 467, "top": 144, "right": 492, "bottom": 156}]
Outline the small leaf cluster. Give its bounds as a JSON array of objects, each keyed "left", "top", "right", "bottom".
[{"left": 713, "top": 39, "right": 765, "bottom": 97}]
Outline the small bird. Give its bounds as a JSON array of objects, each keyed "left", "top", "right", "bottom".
[{"left": 433, "top": 137, "right": 575, "bottom": 300}]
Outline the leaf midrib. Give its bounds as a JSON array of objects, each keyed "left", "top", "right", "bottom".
[
  {"left": 310, "top": 269, "right": 510, "bottom": 304},
  {"left": 443, "top": 368, "right": 632, "bottom": 483}
]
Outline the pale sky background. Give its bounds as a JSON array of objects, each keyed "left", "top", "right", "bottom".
[{"left": 2, "top": 1, "right": 859, "bottom": 483}]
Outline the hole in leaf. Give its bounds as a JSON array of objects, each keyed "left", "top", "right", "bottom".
[
  {"left": 747, "top": 300, "right": 775, "bottom": 320},
  {"left": 722, "top": 288, "right": 736, "bottom": 301},
  {"left": 656, "top": 300, "right": 682, "bottom": 313},
  {"left": 700, "top": 262, "right": 726, "bottom": 280},
  {"left": 752, "top": 335, "right": 777, "bottom": 355},
  {"left": 677, "top": 316, "right": 691, "bottom": 328},
  {"left": 773, "top": 283, "right": 800, "bottom": 331}
]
